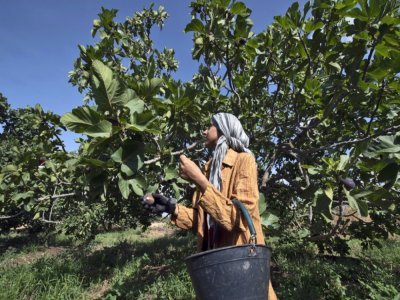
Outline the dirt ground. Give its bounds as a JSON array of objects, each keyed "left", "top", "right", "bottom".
[
  {"left": 1, "top": 246, "right": 65, "bottom": 268},
  {"left": 1, "top": 221, "right": 176, "bottom": 269},
  {"left": 140, "top": 221, "right": 177, "bottom": 239}
]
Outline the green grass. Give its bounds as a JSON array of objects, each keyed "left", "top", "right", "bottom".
[
  {"left": 1, "top": 227, "right": 399, "bottom": 299},
  {"left": 269, "top": 237, "right": 400, "bottom": 300},
  {"left": 0, "top": 227, "right": 196, "bottom": 300}
]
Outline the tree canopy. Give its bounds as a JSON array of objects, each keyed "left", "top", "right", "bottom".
[{"left": 1, "top": 0, "right": 399, "bottom": 252}]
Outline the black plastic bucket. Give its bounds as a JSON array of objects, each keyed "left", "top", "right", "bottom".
[
  {"left": 185, "top": 199, "right": 271, "bottom": 300},
  {"left": 185, "top": 244, "right": 271, "bottom": 299}
]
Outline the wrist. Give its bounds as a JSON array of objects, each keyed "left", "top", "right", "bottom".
[{"left": 197, "top": 177, "right": 208, "bottom": 193}]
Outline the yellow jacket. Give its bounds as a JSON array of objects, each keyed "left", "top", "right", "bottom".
[{"left": 172, "top": 148, "right": 264, "bottom": 250}]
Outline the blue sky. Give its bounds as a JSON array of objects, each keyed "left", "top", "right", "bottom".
[{"left": 1, "top": 0, "right": 306, "bottom": 151}]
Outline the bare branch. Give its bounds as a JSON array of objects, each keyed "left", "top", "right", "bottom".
[
  {"left": 144, "top": 141, "right": 201, "bottom": 165},
  {"left": 0, "top": 193, "right": 74, "bottom": 220},
  {"left": 305, "top": 123, "right": 400, "bottom": 153},
  {"left": 56, "top": 181, "right": 74, "bottom": 186},
  {"left": 144, "top": 156, "right": 162, "bottom": 165},
  {"left": 54, "top": 133, "right": 67, "bottom": 153},
  {"left": 224, "top": 39, "right": 241, "bottom": 111},
  {"left": 38, "top": 193, "right": 76, "bottom": 201},
  {"left": 41, "top": 213, "right": 62, "bottom": 224},
  {"left": 261, "top": 150, "right": 277, "bottom": 188},
  {"left": 0, "top": 211, "right": 24, "bottom": 220},
  {"left": 49, "top": 199, "right": 60, "bottom": 222},
  {"left": 298, "top": 162, "right": 310, "bottom": 190},
  {"left": 151, "top": 135, "right": 162, "bottom": 153}
]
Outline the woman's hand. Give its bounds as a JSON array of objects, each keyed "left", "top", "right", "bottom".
[
  {"left": 179, "top": 155, "right": 208, "bottom": 193},
  {"left": 142, "top": 193, "right": 177, "bottom": 215}
]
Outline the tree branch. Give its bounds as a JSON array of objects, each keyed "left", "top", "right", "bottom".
[
  {"left": 143, "top": 141, "right": 201, "bottom": 165},
  {"left": 0, "top": 193, "right": 75, "bottom": 220},
  {"left": 224, "top": 37, "right": 241, "bottom": 112},
  {"left": 362, "top": 45, "right": 376, "bottom": 81},
  {"left": 38, "top": 193, "right": 76, "bottom": 201},
  {"left": 0, "top": 211, "right": 24, "bottom": 220},
  {"left": 304, "top": 124, "right": 400, "bottom": 153},
  {"left": 54, "top": 132, "right": 67, "bottom": 153},
  {"left": 261, "top": 150, "right": 277, "bottom": 188},
  {"left": 41, "top": 213, "right": 62, "bottom": 224},
  {"left": 298, "top": 161, "right": 310, "bottom": 190}
]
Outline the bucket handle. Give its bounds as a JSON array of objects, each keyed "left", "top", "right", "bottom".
[{"left": 232, "top": 199, "right": 256, "bottom": 246}]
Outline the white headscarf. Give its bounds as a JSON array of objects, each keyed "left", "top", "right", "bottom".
[{"left": 208, "top": 113, "right": 251, "bottom": 191}]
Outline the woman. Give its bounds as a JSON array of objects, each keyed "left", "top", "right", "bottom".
[{"left": 143, "top": 113, "right": 277, "bottom": 299}]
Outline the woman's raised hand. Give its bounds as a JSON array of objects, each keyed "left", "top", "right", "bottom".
[{"left": 179, "top": 155, "right": 208, "bottom": 193}]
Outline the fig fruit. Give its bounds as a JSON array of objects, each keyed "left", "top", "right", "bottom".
[{"left": 340, "top": 177, "right": 356, "bottom": 190}]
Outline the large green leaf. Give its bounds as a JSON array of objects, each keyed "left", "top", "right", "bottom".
[
  {"left": 118, "top": 175, "right": 130, "bottom": 199},
  {"left": 357, "top": 198, "right": 369, "bottom": 217},
  {"left": 80, "top": 158, "right": 112, "bottom": 168},
  {"left": 91, "top": 60, "right": 135, "bottom": 110},
  {"left": 344, "top": 188, "right": 359, "bottom": 213},
  {"left": 184, "top": 19, "right": 205, "bottom": 33},
  {"left": 111, "top": 140, "right": 144, "bottom": 176},
  {"left": 164, "top": 166, "right": 179, "bottom": 181},
  {"left": 354, "top": 188, "right": 394, "bottom": 202},
  {"left": 376, "top": 146, "right": 400, "bottom": 154},
  {"left": 2, "top": 165, "right": 18, "bottom": 173},
  {"left": 126, "top": 111, "right": 160, "bottom": 134},
  {"left": 138, "top": 78, "right": 164, "bottom": 98},
  {"left": 364, "top": 135, "right": 400, "bottom": 157},
  {"left": 61, "top": 106, "right": 112, "bottom": 138},
  {"left": 337, "top": 155, "right": 350, "bottom": 171},
  {"left": 261, "top": 212, "right": 280, "bottom": 229},
  {"left": 117, "top": 174, "right": 145, "bottom": 199},
  {"left": 125, "top": 99, "right": 145, "bottom": 116},
  {"left": 130, "top": 178, "right": 144, "bottom": 196},
  {"left": 230, "top": 2, "right": 249, "bottom": 16},
  {"left": 313, "top": 189, "right": 333, "bottom": 221},
  {"left": 124, "top": 98, "right": 147, "bottom": 128},
  {"left": 367, "top": 67, "right": 389, "bottom": 81},
  {"left": 12, "top": 191, "right": 34, "bottom": 202},
  {"left": 378, "top": 163, "right": 399, "bottom": 188}
]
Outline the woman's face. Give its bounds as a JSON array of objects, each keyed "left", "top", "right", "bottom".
[{"left": 203, "top": 123, "right": 220, "bottom": 149}]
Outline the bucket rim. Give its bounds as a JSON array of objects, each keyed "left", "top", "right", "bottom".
[{"left": 185, "top": 244, "right": 271, "bottom": 261}]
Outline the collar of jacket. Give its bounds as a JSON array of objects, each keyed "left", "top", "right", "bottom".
[{"left": 204, "top": 148, "right": 239, "bottom": 172}]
